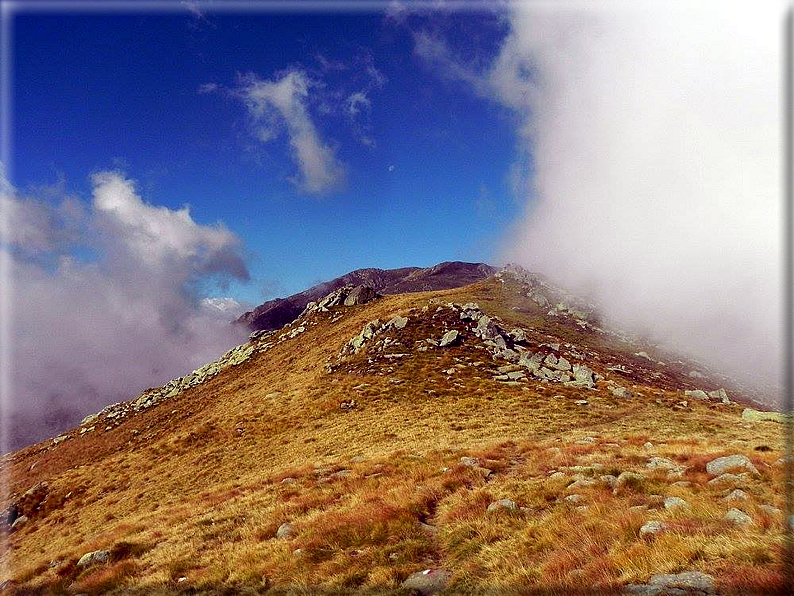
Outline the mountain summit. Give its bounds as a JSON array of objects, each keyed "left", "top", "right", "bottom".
[
  {"left": 0, "top": 265, "right": 786, "bottom": 594},
  {"left": 237, "top": 261, "right": 497, "bottom": 332}
]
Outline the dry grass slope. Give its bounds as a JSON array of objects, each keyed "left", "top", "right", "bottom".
[{"left": 0, "top": 276, "right": 787, "bottom": 595}]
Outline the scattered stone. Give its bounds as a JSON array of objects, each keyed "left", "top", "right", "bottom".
[
  {"left": 643, "top": 442, "right": 654, "bottom": 450},
  {"left": 343, "top": 285, "right": 379, "bottom": 306},
  {"left": 742, "top": 408, "right": 791, "bottom": 423},
  {"left": 280, "top": 477, "right": 296, "bottom": 485},
  {"left": 706, "top": 454, "right": 758, "bottom": 476},
  {"left": 725, "top": 508, "right": 752, "bottom": 526},
  {"left": 276, "top": 522, "right": 296, "bottom": 539},
  {"left": 723, "top": 489, "right": 748, "bottom": 502},
  {"left": 759, "top": 505, "right": 782, "bottom": 516},
  {"left": 635, "top": 351, "right": 652, "bottom": 360},
  {"left": 77, "top": 550, "right": 110, "bottom": 568},
  {"left": 576, "top": 437, "right": 596, "bottom": 444},
  {"left": 386, "top": 315, "right": 409, "bottom": 330},
  {"left": 611, "top": 387, "right": 633, "bottom": 399},
  {"left": 401, "top": 569, "right": 451, "bottom": 596},
  {"left": 574, "top": 400, "right": 588, "bottom": 406},
  {"left": 439, "top": 330, "right": 460, "bottom": 348},
  {"left": 549, "top": 472, "right": 566, "bottom": 480},
  {"left": 460, "top": 457, "right": 479, "bottom": 467},
  {"left": 663, "top": 497, "right": 690, "bottom": 511},
  {"left": 647, "top": 457, "right": 678, "bottom": 471},
  {"left": 646, "top": 571, "right": 715, "bottom": 594},
  {"left": 487, "top": 499, "right": 518, "bottom": 513},
  {"left": 506, "top": 370, "right": 526, "bottom": 380},
  {"left": 600, "top": 475, "right": 618, "bottom": 488},
  {"left": 639, "top": 520, "right": 665, "bottom": 538},
  {"left": 689, "top": 370, "right": 706, "bottom": 379},
  {"left": 508, "top": 328, "right": 528, "bottom": 343},
  {"left": 708, "top": 388, "right": 730, "bottom": 404},
  {"left": 10, "top": 515, "right": 28, "bottom": 530},
  {"left": 567, "top": 478, "right": 597, "bottom": 490},
  {"left": 684, "top": 390, "right": 709, "bottom": 401},
  {"left": 564, "top": 494, "right": 583, "bottom": 504}
]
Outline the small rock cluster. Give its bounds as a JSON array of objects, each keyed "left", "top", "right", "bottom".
[
  {"left": 1, "top": 482, "right": 49, "bottom": 533},
  {"left": 684, "top": 388, "right": 730, "bottom": 404}
]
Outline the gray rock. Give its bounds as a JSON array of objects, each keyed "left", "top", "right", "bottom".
[
  {"left": 77, "top": 549, "right": 110, "bottom": 568},
  {"left": 708, "top": 388, "right": 730, "bottom": 403},
  {"left": 487, "top": 499, "right": 518, "bottom": 513},
  {"left": 706, "top": 454, "right": 758, "bottom": 476},
  {"left": 387, "top": 315, "right": 409, "bottom": 330},
  {"left": 564, "top": 494, "right": 583, "bottom": 504},
  {"left": 723, "top": 489, "right": 748, "bottom": 501},
  {"left": 742, "top": 408, "right": 791, "bottom": 423},
  {"left": 725, "top": 508, "right": 752, "bottom": 526},
  {"left": 439, "top": 330, "right": 460, "bottom": 348},
  {"left": 460, "top": 457, "right": 479, "bottom": 467},
  {"left": 611, "top": 386, "right": 633, "bottom": 399},
  {"left": 639, "top": 520, "right": 665, "bottom": 537},
  {"left": 276, "top": 522, "right": 296, "bottom": 539},
  {"left": 474, "top": 316, "right": 500, "bottom": 341},
  {"left": 343, "top": 285, "right": 378, "bottom": 306},
  {"left": 10, "top": 515, "right": 28, "bottom": 530},
  {"left": 555, "top": 356, "right": 572, "bottom": 371},
  {"left": 508, "top": 328, "right": 528, "bottom": 343},
  {"left": 600, "top": 474, "right": 618, "bottom": 488},
  {"left": 506, "top": 370, "right": 526, "bottom": 380},
  {"left": 684, "top": 390, "right": 709, "bottom": 401},
  {"left": 707, "top": 473, "right": 742, "bottom": 486},
  {"left": 647, "top": 457, "right": 678, "bottom": 471},
  {"left": 663, "top": 497, "right": 690, "bottom": 511},
  {"left": 570, "top": 363, "right": 596, "bottom": 388},
  {"left": 648, "top": 571, "right": 715, "bottom": 593},
  {"left": 401, "top": 569, "right": 452, "bottom": 596}
]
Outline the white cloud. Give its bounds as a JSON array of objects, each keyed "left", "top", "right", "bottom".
[
  {"left": 236, "top": 69, "right": 346, "bottom": 195},
  {"left": 415, "top": 2, "right": 784, "bottom": 399},
  {"left": 2, "top": 171, "right": 250, "bottom": 451},
  {"left": 345, "top": 91, "right": 371, "bottom": 117}
]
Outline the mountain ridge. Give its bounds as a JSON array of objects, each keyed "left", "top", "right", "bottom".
[{"left": 236, "top": 261, "right": 498, "bottom": 332}]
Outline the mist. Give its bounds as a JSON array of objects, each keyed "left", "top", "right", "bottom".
[
  {"left": 484, "top": 2, "right": 783, "bottom": 400},
  {"left": 1, "top": 171, "right": 250, "bottom": 452}
]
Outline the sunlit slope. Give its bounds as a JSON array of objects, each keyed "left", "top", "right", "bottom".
[{"left": 0, "top": 271, "right": 786, "bottom": 595}]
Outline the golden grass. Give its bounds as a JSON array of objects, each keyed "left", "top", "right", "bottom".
[{"left": 0, "top": 279, "right": 786, "bottom": 594}]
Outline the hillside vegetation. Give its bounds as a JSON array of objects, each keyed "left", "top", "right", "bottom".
[{"left": 0, "top": 269, "right": 788, "bottom": 595}]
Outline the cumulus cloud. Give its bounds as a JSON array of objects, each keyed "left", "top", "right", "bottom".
[
  {"left": 236, "top": 69, "right": 346, "bottom": 194},
  {"left": 415, "top": 2, "right": 783, "bottom": 400},
  {"left": 2, "top": 171, "right": 250, "bottom": 452}
]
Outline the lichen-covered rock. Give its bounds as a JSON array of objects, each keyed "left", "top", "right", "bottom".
[
  {"left": 684, "top": 389, "right": 709, "bottom": 401},
  {"left": 706, "top": 454, "right": 758, "bottom": 476},
  {"left": 77, "top": 550, "right": 110, "bottom": 568},
  {"left": 439, "top": 330, "right": 460, "bottom": 347},
  {"left": 725, "top": 508, "right": 752, "bottom": 526},
  {"left": 486, "top": 499, "right": 518, "bottom": 513},
  {"left": 742, "top": 408, "right": 790, "bottom": 423},
  {"left": 276, "top": 522, "right": 296, "bottom": 539}
]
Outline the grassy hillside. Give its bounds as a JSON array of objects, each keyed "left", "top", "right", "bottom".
[{"left": 0, "top": 273, "right": 787, "bottom": 595}]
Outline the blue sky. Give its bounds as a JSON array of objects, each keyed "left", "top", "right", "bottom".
[{"left": 13, "top": 7, "right": 520, "bottom": 304}]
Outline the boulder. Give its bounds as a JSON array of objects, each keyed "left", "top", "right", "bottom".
[
  {"left": 77, "top": 550, "right": 110, "bottom": 568},
  {"left": 723, "top": 489, "right": 748, "bottom": 501},
  {"left": 276, "top": 522, "right": 297, "bottom": 539},
  {"left": 343, "top": 285, "right": 378, "bottom": 306},
  {"left": 386, "top": 315, "right": 409, "bottom": 330},
  {"left": 508, "top": 328, "right": 528, "bottom": 343},
  {"left": 725, "top": 508, "right": 752, "bottom": 526},
  {"left": 742, "top": 408, "right": 790, "bottom": 423},
  {"left": 474, "top": 316, "right": 500, "bottom": 341},
  {"left": 684, "top": 389, "right": 710, "bottom": 401},
  {"left": 708, "top": 388, "right": 730, "bottom": 403},
  {"left": 487, "top": 499, "right": 518, "bottom": 513},
  {"left": 663, "top": 497, "right": 690, "bottom": 511},
  {"left": 439, "top": 330, "right": 460, "bottom": 348},
  {"left": 648, "top": 571, "right": 715, "bottom": 593},
  {"left": 459, "top": 457, "right": 479, "bottom": 467},
  {"left": 706, "top": 454, "right": 758, "bottom": 476},
  {"left": 401, "top": 569, "right": 451, "bottom": 596},
  {"left": 639, "top": 520, "right": 665, "bottom": 538},
  {"left": 611, "top": 387, "right": 633, "bottom": 399}
]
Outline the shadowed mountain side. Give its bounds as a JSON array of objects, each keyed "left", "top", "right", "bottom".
[{"left": 237, "top": 261, "right": 498, "bottom": 332}]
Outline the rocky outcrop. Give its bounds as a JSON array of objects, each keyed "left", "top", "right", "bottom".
[
  {"left": 238, "top": 261, "right": 496, "bottom": 332},
  {"left": 742, "top": 408, "right": 791, "bottom": 423}
]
